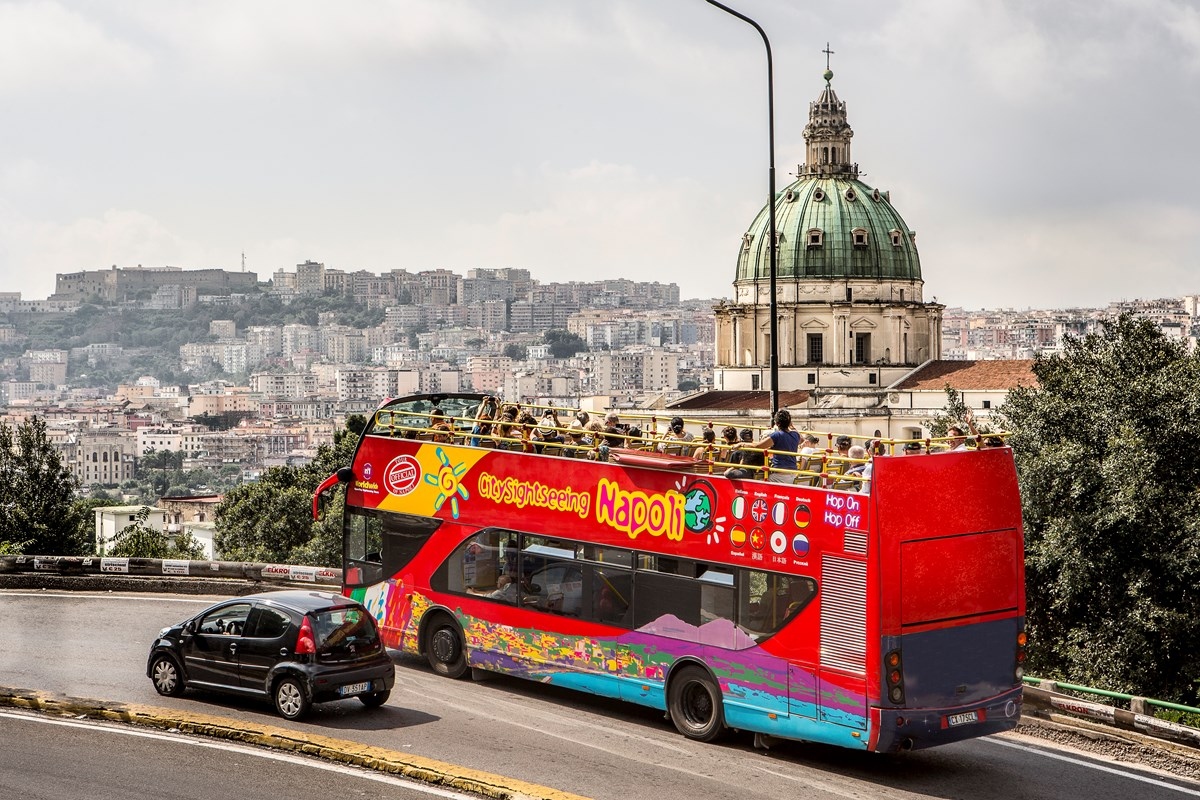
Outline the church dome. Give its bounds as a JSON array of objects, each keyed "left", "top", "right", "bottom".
[
  {"left": 734, "top": 176, "right": 921, "bottom": 283},
  {"left": 733, "top": 70, "right": 922, "bottom": 285}
]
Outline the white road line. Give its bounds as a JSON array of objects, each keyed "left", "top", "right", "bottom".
[
  {"left": 0, "top": 591, "right": 213, "bottom": 604},
  {"left": 0, "top": 709, "right": 481, "bottom": 799},
  {"left": 985, "top": 737, "right": 1200, "bottom": 796}
]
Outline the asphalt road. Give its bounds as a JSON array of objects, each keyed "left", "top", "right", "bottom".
[
  {"left": 0, "top": 706, "right": 486, "bottom": 800},
  {"left": 2, "top": 590, "right": 1198, "bottom": 800}
]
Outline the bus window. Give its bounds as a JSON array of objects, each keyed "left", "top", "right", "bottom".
[
  {"left": 739, "top": 571, "right": 818, "bottom": 641},
  {"left": 699, "top": 566, "right": 736, "bottom": 643},
  {"left": 521, "top": 536, "right": 582, "bottom": 615},
  {"left": 637, "top": 555, "right": 700, "bottom": 578},
  {"left": 434, "top": 529, "right": 513, "bottom": 598},
  {"left": 584, "top": 545, "right": 632, "bottom": 567},
  {"left": 634, "top": 571, "right": 701, "bottom": 633},
  {"left": 591, "top": 567, "right": 632, "bottom": 626}
]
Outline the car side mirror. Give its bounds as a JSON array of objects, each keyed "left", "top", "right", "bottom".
[{"left": 183, "top": 620, "right": 196, "bottom": 635}]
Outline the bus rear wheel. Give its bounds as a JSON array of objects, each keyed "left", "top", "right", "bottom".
[
  {"left": 424, "top": 614, "right": 468, "bottom": 679},
  {"left": 668, "top": 665, "right": 725, "bottom": 742}
]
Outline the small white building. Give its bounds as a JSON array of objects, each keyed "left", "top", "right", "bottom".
[{"left": 94, "top": 505, "right": 168, "bottom": 554}]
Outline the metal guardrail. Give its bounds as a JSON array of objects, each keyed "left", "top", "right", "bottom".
[
  {"left": 0, "top": 554, "right": 342, "bottom": 587},
  {"left": 1023, "top": 676, "right": 1200, "bottom": 748}
]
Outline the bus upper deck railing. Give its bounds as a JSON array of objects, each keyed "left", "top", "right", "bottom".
[{"left": 369, "top": 400, "right": 1011, "bottom": 491}]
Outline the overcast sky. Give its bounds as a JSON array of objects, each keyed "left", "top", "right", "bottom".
[{"left": 1, "top": 0, "right": 1198, "bottom": 309}]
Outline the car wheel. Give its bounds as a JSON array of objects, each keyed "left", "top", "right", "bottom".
[
  {"left": 424, "top": 614, "right": 468, "bottom": 679},
  {"left": 150, "top": 654, "right": 186, "bottom": 697},
  {"left": 359, "top": 689, "right": 391, "bottom": 708},
  {"left": 273, "top": 676, "right": 310, "bottom": 720},
  {"left": 668, "top": 665, "right": 725, "bottom": 742}
]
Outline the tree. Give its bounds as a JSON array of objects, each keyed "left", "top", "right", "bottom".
[
  {"left": 107, "top": 507, "right": 205, "bottom": 559},
  {"left": 999, "top": 315, "right": 1200, "bottom": 703},
  {"left": 544, "top": 329, "right": 587, "bottom": 359},
  {"left": 0, "top": 417, "right": 89, "bottom": 555},
  {"left": 214, "top": 417, "right": 362, "bottom": 567},
  {"left": 503, "top": 343, "right": 526, "bottom": 361}
]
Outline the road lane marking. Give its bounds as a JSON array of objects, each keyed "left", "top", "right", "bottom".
[
  {"left": 985, "top": 737, "right": 1200, "bottom": 796},
  {"left": 0, "top": 709, "right": 486, "bottom": 800},
  {"left": 0, "top": 591, "right": 213, "bottom": 604}
]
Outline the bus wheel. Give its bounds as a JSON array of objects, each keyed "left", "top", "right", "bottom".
[
  {"left": 425, "top": 614, "right": 468, "bottom": 679},
  {"left": 668, "top": 665, "right": 725, "bottom": 742}
]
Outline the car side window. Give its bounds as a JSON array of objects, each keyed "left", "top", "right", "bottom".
[
  {"left": 197, "top": 603, "right": 252, "bottom": 636},
  {"left": 248, "top": 606, "right": 292, "bottom": 639}
]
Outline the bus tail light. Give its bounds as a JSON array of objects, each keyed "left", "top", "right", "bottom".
[
  {"left": 885, "top": 649, "right": 905, "bottom": 705},
  {"left": 1015, "top": 630, "right": 1028, "bottom": 682}
]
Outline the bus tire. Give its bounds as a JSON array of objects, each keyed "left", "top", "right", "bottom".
[
  {"left": 424, "top": 613, "right": 469, "bottom": 679},
  {"left": 668, "top": 665, "right": 725, "bottom": 742}
]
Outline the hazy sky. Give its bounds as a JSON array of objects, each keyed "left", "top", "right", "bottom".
[{"left": 2, "top": 0, "right": 1198, "bottom": 309}]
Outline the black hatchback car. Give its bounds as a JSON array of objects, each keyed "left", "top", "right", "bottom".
[{"left": 146, "top": 590, "right": 395, "bottom": 720}]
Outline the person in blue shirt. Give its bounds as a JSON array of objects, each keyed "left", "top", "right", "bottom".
[{"left": 750, "top": 409, "right": 801, "bottom": 484}]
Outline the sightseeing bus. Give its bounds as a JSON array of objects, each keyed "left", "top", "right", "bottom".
[{"left": 313, "top": 393, "right": 1026, "bottom": 753}]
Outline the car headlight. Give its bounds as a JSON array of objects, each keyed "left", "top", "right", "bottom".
[{"left": 159, "top": 627, "right": 172, "bottom": 637}]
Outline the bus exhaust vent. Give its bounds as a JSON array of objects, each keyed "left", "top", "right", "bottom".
[
  {"left": 820, "top": 554, "right": 867, "bottom": 674},
  {"left": 844, "top": 530, "right": 867, "bottom": 555}
]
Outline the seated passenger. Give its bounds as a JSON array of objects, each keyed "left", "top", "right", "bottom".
[
  {"left": 724, "top": 428, "right": 765, "bottom": 479},
  {"left": 691, "top": 427, "right": 717, "bottom": 461},
  {"left": 658, "top": 416, "right": 694, "bottom": 453}
]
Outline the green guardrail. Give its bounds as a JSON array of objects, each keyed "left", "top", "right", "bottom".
[{"left": 1023, "top": 675, "right": 1200, "bottom": 717}]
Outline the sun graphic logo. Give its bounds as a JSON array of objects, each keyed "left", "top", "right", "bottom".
[{"left": 423, "top": 447, "right": 470, "bottom": 519}]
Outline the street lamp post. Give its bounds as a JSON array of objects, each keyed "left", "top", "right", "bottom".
[{"left": 705, "top": 0, "right": 779, "bottom": 416}]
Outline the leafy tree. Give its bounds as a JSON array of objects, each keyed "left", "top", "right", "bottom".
[
  {"left": 503, "top": 343, "right": 526, "bottom": 361},
  {"left": 214, "top": 418, "right": 361, "bottom": 567},
  {"left": 0, "top": 417, "right": 89, "bottom": 555},
  {"left": 999, "top": 315, "right": 1200, "bottom": 704},
  {"left": 544, "top": 329, "right": 587, "bottom": 358},
  {"left": 107, "top": 507, "right": 205, "bottom": 559}
]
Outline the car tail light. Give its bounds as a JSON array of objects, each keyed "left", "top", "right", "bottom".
[
  {"left": 1015, "top": 629, "right": 1027, "bottom": 683},
  {"left": 295, "top": 616, "right": 316, "bottom": 655},
  {"left": 885, "top": 649, "right": 905, "bottom": 705}
]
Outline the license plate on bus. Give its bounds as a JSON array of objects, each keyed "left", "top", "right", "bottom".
[
  {"left": 946, "top": 711, "right": 979, "bottom": 727},
  {"left": 339, "top": 681, "right": 370, "bottom": 696}
]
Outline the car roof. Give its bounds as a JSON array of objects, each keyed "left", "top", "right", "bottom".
[{"left": 237, "top": 590, "right": 359, "bottom": 614}]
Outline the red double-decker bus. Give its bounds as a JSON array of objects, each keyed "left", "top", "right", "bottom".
[{"left": 314, "top": 393, "right": 1026, "bottom": 752}]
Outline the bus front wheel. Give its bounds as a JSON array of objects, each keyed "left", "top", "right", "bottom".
[
  {"left": 424, "top": 614, "right": 468, "bottom": 679},
  {"left": 668, "top": 665, "right": 725, "bottom": 742}
]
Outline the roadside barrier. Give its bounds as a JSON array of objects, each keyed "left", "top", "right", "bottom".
[
  {"left": 1023, "top": 676, "right": 1200, "bottom": 748},
  {"left": 0, "top": 554, "right": 342, "bottom": 587}
]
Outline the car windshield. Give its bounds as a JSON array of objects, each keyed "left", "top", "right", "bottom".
[{"left": 311, "top": 607, "right": 379, "bottom": 653}]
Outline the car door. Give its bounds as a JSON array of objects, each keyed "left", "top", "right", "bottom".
[
  {"left": 183, "top": 602, "right": 252, "bottom": 689},
  {"left": 236, "top": 604, "right": 297, "bottom": 693}
]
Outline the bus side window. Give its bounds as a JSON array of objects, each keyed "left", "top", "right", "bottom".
[
  {"left": 739, "top": 571, "right": 817, "bottom": 640},
  {"left": 433, "top": 529, "right": 509, "bottom": 595}
]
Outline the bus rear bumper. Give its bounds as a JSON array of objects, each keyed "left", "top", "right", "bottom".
[{"left": 870, "top": 687, "right": 1023, "bottom": 752}]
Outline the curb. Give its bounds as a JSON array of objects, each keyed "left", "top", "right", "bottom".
[{"left": 0, "top": 686, "right": 590, "bottom": 800}]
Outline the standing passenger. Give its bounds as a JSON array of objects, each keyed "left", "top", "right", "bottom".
[{"left": 751, "top": 410, "right": 801, "bottom": 484}]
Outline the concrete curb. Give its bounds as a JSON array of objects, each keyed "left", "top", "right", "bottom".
[{"left": 0, "top": 686, "right": 590, "bottom": 800}]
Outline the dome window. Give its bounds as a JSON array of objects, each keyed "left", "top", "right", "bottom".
[
  {"left": 889, "top": 228, "right": 903, "bottom": 247},
  {"left": 852, "top": 228, "right": 869, "bottom": 248},
  {"left": 844, "top": 187, "right": 857, "bottom": 201},
  {"left": 872, "top": 189, "right": 881, "bottom": 202},
  {"left": 784, "top": 190, "right": 796, "bottom": 202},
  {"left": 807, "top": 228, "right": 824, "bottom": 249},
  {"left": 813, "top": 188, "right": 825, "bottom": 202}
]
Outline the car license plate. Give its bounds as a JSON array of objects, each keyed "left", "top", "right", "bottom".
[
  {"left": 946, "top": 711, "right": 979, "bottom": 727},
  {"left": 339, "top": 681, "right": 370, "bottom": 697}
]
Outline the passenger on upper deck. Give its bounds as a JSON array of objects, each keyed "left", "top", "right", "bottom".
[
  {"left": 799, "top": 434, "right": 821, "bottom": 456},
  {"left": 429, "top": 408, "right": 454, "bottom": 444},
  {"left": 750, "top": 409, "right": 800, "bottom": 484},
  {"left": 658, "top": 416, "right": 694, "bottom": 453},
  {"left": 691, "top": 427, "right": 717, "bottom": 461}
]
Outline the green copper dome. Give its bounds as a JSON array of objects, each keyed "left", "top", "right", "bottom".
[{"left": 734, "top": 177, "right": 921, "bottom": 283}]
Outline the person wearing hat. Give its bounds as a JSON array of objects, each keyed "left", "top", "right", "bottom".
[{"left": 903, "top": 441, "right": 924, "bottom": 455}]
